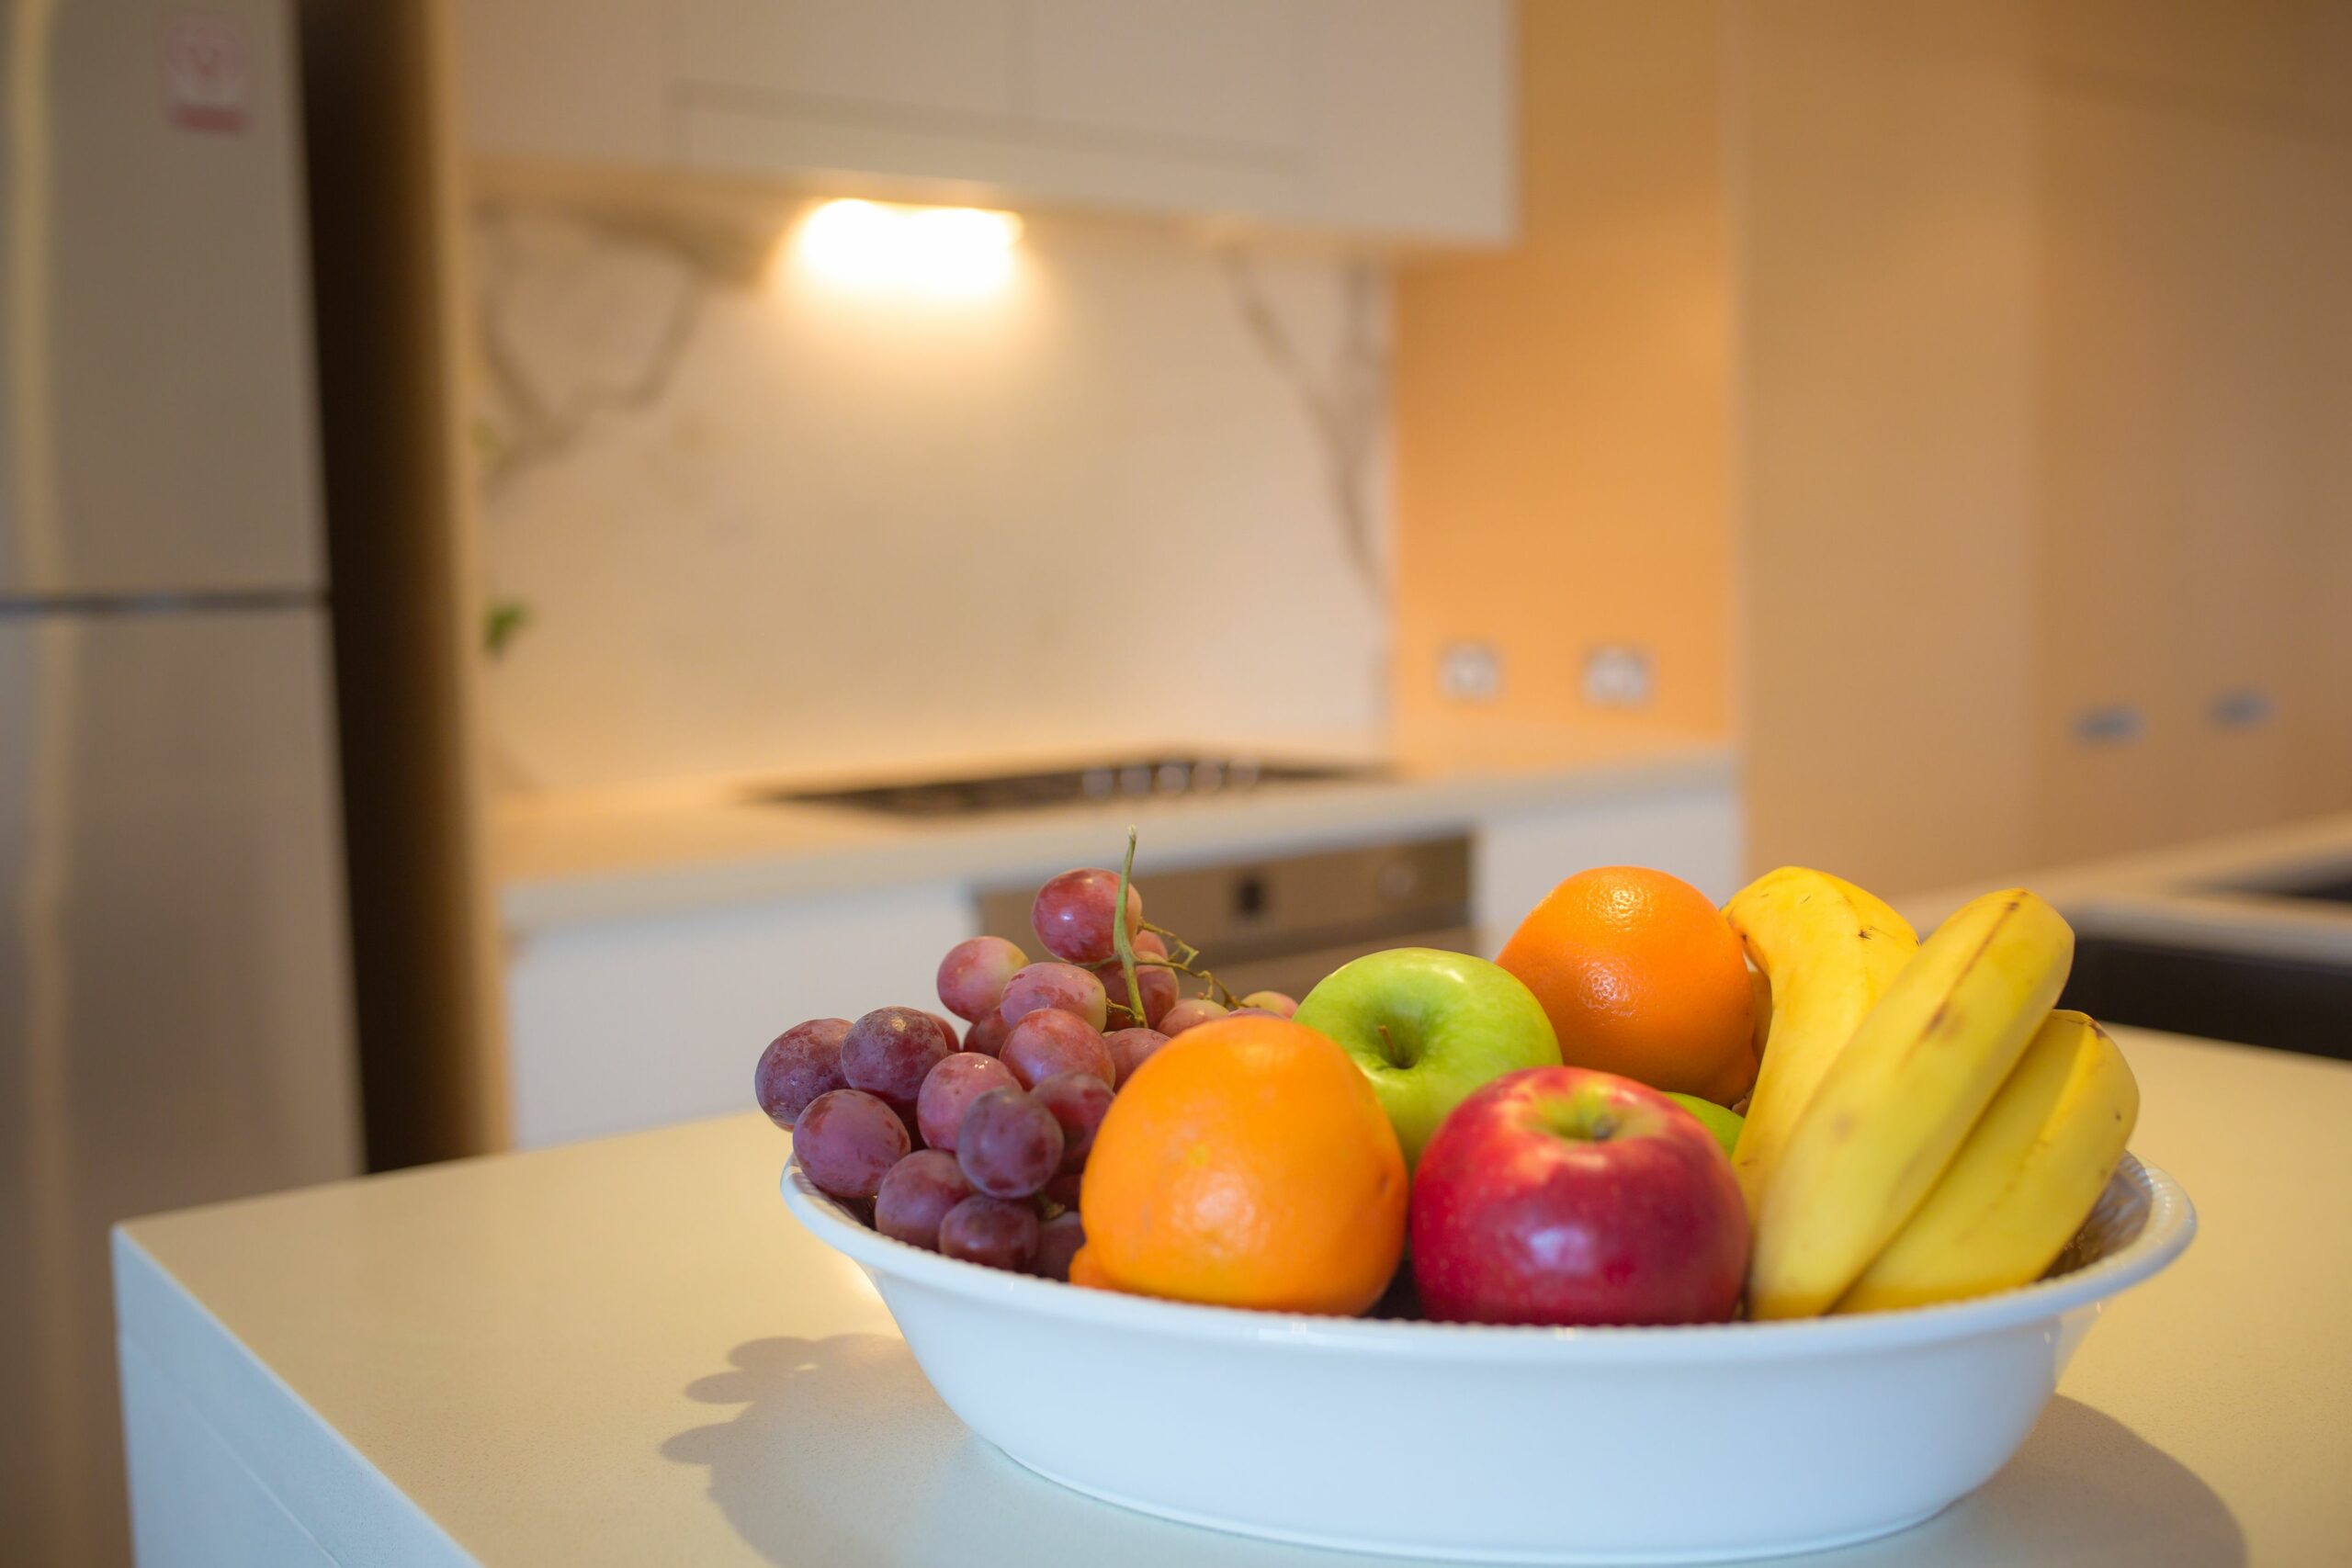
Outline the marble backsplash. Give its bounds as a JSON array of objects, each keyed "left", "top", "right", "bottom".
[{"left": 465, "top": 194, "right": 1393, "bottom": 795}]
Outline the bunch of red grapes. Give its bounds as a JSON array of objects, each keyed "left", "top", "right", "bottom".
[{"left": 756, "top": 856, "right": 1297, "bottom": 1279}]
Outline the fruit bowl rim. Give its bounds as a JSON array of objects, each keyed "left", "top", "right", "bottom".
[{"left": 780, "top": 1151, "right": 2193, "bottom": 1364}]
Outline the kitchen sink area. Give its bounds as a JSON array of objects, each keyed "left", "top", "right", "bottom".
[
  {"left": 2063, "top": 934, "right": 2352, "bottom": 1063},
  {"left": 1910, "top": 817, "right": 2352, "bottom": 1066},
  {"left": 2203, "top": 856, "right": 2352, "bottom": 908}
]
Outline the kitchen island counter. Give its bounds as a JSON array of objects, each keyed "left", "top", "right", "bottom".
[{"left": 116, "top": 1027, "right": 2339, "bottom": 1565}]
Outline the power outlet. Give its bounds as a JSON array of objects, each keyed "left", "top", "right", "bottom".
[
  {"left": 1581, "top": 644, "right": 1655, "bottom": 710},
  {"left": 1438, "top": 641, "right": 1503, "bottom": 704}
]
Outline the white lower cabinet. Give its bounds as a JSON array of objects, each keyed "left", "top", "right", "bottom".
[
  {"left": 1474, "top": 781, "right": 1745, "bottom": 946},
  {"left": 502, "top": 880, "right": 975, "bottom": 1148}
]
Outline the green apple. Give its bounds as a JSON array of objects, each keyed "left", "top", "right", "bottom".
[
  {"left": 1662, "top": 1092, "right": 1744, "bottom": 1158},
  {"left": 1294, "top": 947, "right": 1560, "bottom": 1168}
]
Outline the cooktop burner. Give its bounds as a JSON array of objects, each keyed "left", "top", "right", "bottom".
[{"left": 758, "top": 755, "right": 1386, "bottom": 818}]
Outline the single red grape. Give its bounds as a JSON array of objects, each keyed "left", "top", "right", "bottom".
[
  {"left": 1103, "top": 1026, "right": 1170, "bottom": 1084},
  {"left": 875, "top": 1149, "right": 976, "bottom": 1251},
  {"left": 1000, "top": 962, "right": 1108, "bottom": 1032},
  {"left": 1032, "top": 868, "right": 1145, "bottom": 964},
  {"left": 936, "top": 935, "right": 1026, "bottom": 1022},
  {"left": 794, "top": 1089, "right": 910, "bottom": 1201},
  {"left": 1158, "top": 998, "right": 1230, "bottom": 1036},
  {"left": 1239, "top": 990, "right": 1299, "bottom": 1019},
  {"left": 753, "top": 1017, "right": 850, "bottom": 1128},
  {"left": 1034, "top": 1211, "right": 1086, "bottom": 1281},
  {"left": 917, "top": 1052, "right": 1019, "bottom": 1151},
  {"left": 938, "top": 1195, "right": 1041, "bottom": 1271},
  {"left": 842, "top": 1006, "right": 954, "bottom": 1119},
  {"left": 963, "top": 1010, "right": 1012, "bottom": 1058},
  {"left": 1042, "top": 1170, "right": 1085, "bottom": 1211},
  {"left": 1001, "top": 1009, "right": 1116, "bottom": 1090},
  {"left": 1033, "top": 1072, "right": 1114, "bottom": 1173},
  {"left": 955, "top": 1087, "right": 1064, "bottom": 1199}
]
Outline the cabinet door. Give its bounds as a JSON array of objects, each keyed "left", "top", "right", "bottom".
[
  {"left": 2034, "top": 89, "right": 2352, "bottom": 860},
  {"left": 1304, "top": 0, "right": 1513, "bottom": 242},
  {"left": 1025, "top": 0, "right": 1307, "bottom": 155},
  {"left": 6, "top": 0, "right": 322, "bottom": 596},
  {"left": 503, "top": 883, "right": 974, "bottom": 1149},
  {"left": 1, "top": 609, "right": 356, "bottom": 1564},
  {"left": 1474, "top": 784, "right": 1742, "bottom": 952},
  {"left": 680, "top": 0, "right": 1017, "bottom": 120},
  {"left": 467, "top": 0, "right": 1510, "bottom": 243}
]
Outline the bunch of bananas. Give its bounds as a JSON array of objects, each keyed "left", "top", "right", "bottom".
[{"left": 1724, "top": 869, "right": 2138, "bottom": 1319}]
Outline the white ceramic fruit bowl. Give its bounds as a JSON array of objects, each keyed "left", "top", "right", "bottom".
[{"left": 780, "top": 1154, "right": 2193, "bottom": 1564}]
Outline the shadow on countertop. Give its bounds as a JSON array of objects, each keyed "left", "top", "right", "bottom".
[
  {"left": 662, "top": 1340, "right": 2243, "bottom": 1567},
  {"left": 1800, "top": 1395, "right": 2244, "bottom": 1567},
  {"left": 660, "top": 1334, "right": 1468, "bottom": 1567}
]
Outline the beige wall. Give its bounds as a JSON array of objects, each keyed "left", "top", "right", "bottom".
[{"left": 1391, "top": 0, "right": 1736, "bottom": 746}]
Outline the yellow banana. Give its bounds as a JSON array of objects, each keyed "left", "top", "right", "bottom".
[
  {"left": 1835, "top": 1010, "right": 2137, "bottom": 1313},
  {"left": 1722, "top": 868, "right": 1918, "bottom": 1220},
  {"left": 1748, "top": 888, "right": 2075, "bottom": 1319}
]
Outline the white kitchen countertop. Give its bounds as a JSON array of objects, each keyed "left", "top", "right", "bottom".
[
  {"left": 116, "top": 1027, "right": 2344, "bottom": 1566},
  {"left": 490, "top": 725, "right": 1738, "bottom": 933},
  {"left": 1898, "top": 812, "right": 2352, "bottom": 964}
]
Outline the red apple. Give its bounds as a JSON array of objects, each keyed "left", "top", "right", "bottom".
[{"left": 1410, "top": 1066, "right": 1747, "bottom": 1326}]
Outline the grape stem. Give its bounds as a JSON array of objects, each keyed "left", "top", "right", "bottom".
[
  {"left": 1111, "top": 839, "right": 1238, "bottom": 1014},
  {"left": 1113, "top": 829, "right": 1146, "bottom": 1028},
  {"left": 1103, "top": 955, "right": 1236, "bottom": 1020},
  {"left": 1164, "top": 957, "right": 1238, "bottom": 1006}
]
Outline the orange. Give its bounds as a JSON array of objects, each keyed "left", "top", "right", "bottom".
[
  {"left": 1068, "top": 1246, "right": 1117, "bottom": 1292},
  {"left": 1075, "top": 1017, "right": 1406, "bottom": 1315},
  {"left": 1497, "top": 866, "right": 1758, "bottom": 1105}
]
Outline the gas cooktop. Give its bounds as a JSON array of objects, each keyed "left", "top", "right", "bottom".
[{"left": 757, "top": 754, "right": 1387, "bottom": 819}]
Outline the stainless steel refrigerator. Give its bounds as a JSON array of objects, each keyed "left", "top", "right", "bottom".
[{"left": 2, "top": 1, "right": 361, "bottom": 1561}]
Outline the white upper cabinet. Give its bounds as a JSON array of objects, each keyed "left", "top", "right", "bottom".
[
  {"left": 1024, "top": 0, "right": 1309, "bottom": 154},
  {"left": 452, "top": 0, "right": 1515, "bottom": 245},
  {"left": 678, "top": 0, "right": 1019, "bottom": 119}
]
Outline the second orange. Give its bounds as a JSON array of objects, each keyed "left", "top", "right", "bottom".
[{"left": 1496, "top": 866, "right": 1758, "bottom": 1105}]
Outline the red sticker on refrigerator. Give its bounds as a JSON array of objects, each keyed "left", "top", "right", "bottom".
[{"left": 162, "top": 13, "right": 249, "bottom": 133}]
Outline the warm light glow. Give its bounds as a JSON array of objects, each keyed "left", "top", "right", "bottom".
[{"left": 791, "top": 199, "right": 1023, "bottom": 298}]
